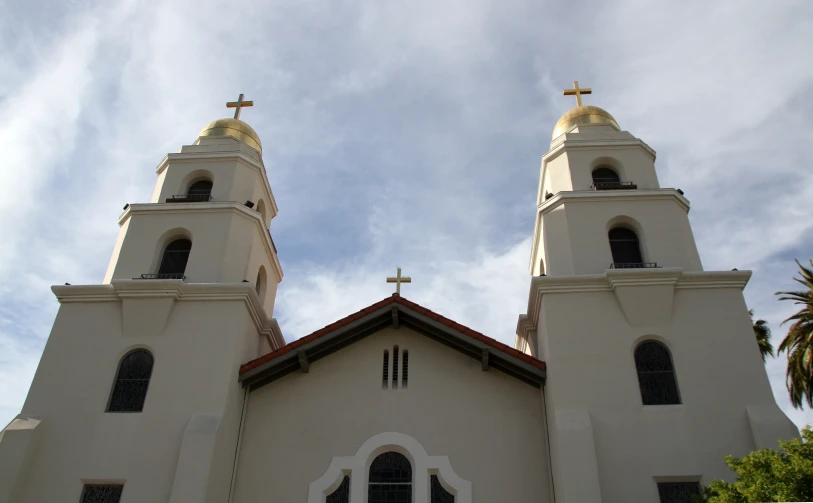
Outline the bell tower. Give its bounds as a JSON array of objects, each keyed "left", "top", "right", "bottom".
[
  {"left": 0, "top": 96, "right": 285, "bottom": 503},
  {"left": 517, "top": 82, "right": 798, "bottom": 503}
]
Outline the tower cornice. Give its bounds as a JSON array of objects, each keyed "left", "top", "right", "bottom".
[
  {"left": 154, "top": 149, "right": 279, "bottom": 220},
  {"left": 118, "top": 202, "right": 283, "bottom": 283}
]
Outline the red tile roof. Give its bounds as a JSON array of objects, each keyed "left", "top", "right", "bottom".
[{"left": 240, "top": 294, "right": 546, "bottom": 375}]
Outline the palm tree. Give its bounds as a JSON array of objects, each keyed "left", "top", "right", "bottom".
[
  {"left": 775, "top": 259, "right": 813, "bottom": 409},
  {"left": 749, "top": 309, "right": 773, "bottom": 362}
]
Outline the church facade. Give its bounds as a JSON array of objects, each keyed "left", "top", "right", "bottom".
[{"left": 0, "top": 88, "right": 799, "bottom": 503}]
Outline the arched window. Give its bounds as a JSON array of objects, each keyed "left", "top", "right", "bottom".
[
  {"left": 634, "top": 341, "right": 680, "bottom": 405},
  {"left": 369, "top": 452, "right": 412, "bottom": 503},
  {"left": 608, "top": 227, "right": 643, "bottom": 267},
  {"left": 255, "top": 266, "right": 267, "bottom": 304},
  {"left": 592, "top": 166, "right": 620, "bottom": 186},
  {"left": 256, "top": 199, "right": 267, "bottom": 224},
  {"left": 431, "top": 475, "right": 455, "bottom": 503},
  {"left": 107, "top": 349, "right": 154, "bottom": 412},
  {"left": 158, "top": 239, "right": 191, "bottom": 278},
  {"left": 187, "top": 180, "right": 212, "bottom": 199}
]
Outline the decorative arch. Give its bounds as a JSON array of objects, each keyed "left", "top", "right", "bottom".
[
  {"left": 633, "top": 339, "right": 681, "bottom": 405},
  {"left": 256, "top": 198, "right": 268, "bottom": 225},
  {"left": 308, "top": 432, "right": 472, "bottom": 503}
]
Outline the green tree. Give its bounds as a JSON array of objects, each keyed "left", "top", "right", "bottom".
[
  {"left": 776, "top": 259, "right": 813, "bottom": 409},
  {"left": 696, "top": 426, "right": 813, "bottom": 502},
  {"left": 749, "top": 309, "right": 774, "bottom": 362}
]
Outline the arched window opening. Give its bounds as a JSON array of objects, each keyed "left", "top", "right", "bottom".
[
  {"left": 158, "top": 239, "right": 191, "bottom": 279},
  {"left": 186, "top": 180, "right": 213, "bottom": 201},
  {"left": 256, "top": 199, "right": 267, "bottom": 225},
  {"left": 431, "top": 474, "right": 455, "bottom": 503},
  {"left": 107, "top": 349, "right": 154, "bottom": 412},
  {"left": 382, "top": 350, "right": 389, "bottom": 389},
  {"left": 634, "top": 341, "right": 680, "bottom": 405},
  {"left": 592, "top": 166, "right": 620, "bottom": 185},
  {"left": 326, "top": 476, "right": 350, "bottom": 503},
  {"left": 368, "top": 452, "right": 412, "bottom": 503},
  {"left": 255, "top": 266, "right": 267, "bottom": 305},
  {"left": 608, "top": 227, "right": 644, "bottom": 268}
]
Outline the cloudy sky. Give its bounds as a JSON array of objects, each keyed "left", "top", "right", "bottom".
[{"left": 1, "top": 0, "right": 812, "bottom": 433}]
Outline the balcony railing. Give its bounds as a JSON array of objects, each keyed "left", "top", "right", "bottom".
[
  {"left": 166, "top": 194, "right": 212, "bottom": 203},
  {"left": 137, "top": 273, "right": 186, "bottom": 280},
  {"left": 610, "top": 262, "right": 659, "bottom": 269},
  {"left": 268, "top": 229, "right": 278, "bottom": 254},
  {"left": 592, "top": 181, "right": 637, "bottom": 190}
]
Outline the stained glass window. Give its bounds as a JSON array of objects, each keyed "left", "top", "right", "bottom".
[
  {"left": 326, "top": 475, "right": 350, "bottom": 503},
  {"left": 368, "top": 451, "right": 412, "bottom": 503},
  {"left": 657, "top": 481, "right": 700, "bottom": 503},
  {"left": 107, "top": 349, "right": 154, "bottom": 412},
  {"left": 79, "top": 485, "right": 123, "bottom": 503},
  {"left": 431, "top": 474, "right": 454, "bottom": 503},
  {"left": 635, "top": 341, "right": 680, "bottom": 405}
]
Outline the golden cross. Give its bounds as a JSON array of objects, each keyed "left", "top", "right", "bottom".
[
  {"left": 563, "top": 81, "right": 592, "bottom": 107},
  {"left": 226, "top": 93, "right": 254, "bottom": 119},
  {"left": 386, "top": 267, "right": 412, "bottom": 295}
]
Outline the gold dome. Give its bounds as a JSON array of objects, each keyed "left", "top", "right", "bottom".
[
  {"left": 198, "top": 118, "right": 262, "bottom": 151},
  {"left": 552, "top": 105, "right": 619, "bottom": 139}
]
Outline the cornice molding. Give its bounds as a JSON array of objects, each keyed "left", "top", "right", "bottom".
[
  {"left": 515, "top": 268, "right": 752, "bottom": 342},
  {"left": 154, "top": 148, "right": 279, "bottom": 220},
  {"left": 51, "top": 280, "right": 286, "bottom": 351},
  {"left": 544, "top": 133, "right": 657, "bottom": 163},
  {"left": 118, "top": 202, "right": 283, "bottom": 282},
  {"left": 538, "top": 189, "right": 691, "bottom": 215}
]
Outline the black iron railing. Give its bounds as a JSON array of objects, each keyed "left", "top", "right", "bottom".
[
  {"left": 137, "top": 273, "right": 186, "bottom": 280},
  {"left": 592, "top": 181, "right": 637, "bottom": 190},
  {"left": 165, "top": 194, "right": 212, "bottom": 203},
  {"left": 610, "top": 262, "right": 659, "bottom": 269}
]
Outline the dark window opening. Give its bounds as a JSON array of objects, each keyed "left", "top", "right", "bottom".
[
  {"left": 431, "top": 475, "right": 455, "bottom": 503},
  {"left": 368, "top": 452, "right": 412, "bottom": 503},
  {"left": 592, "top": 167, "right": 620, "bottom": 184},
  {"left": 657, "top": 482, "right": 700, "bottom": 503},
  {"left": 392, "top": 346, "right": 399, "bottom": 389},
  {"left": 187, "top": 180, "right": 212, "bottom": 197},
  {"left": 382, "top": 350, "right": 389, "bottom": 389},
  {"left": 326, "top": 475, "right": 350, "bottom": 503},
  {"left": 635, "top": 341, "right": 681, "bottom": 405},
  {"left": 158, "top": 239, "right": 191, "bottom": 278},
  {"left": 80, "top": 485, "right": 123, "bottom": 503},
  {"left": 402, "top": 350, "right": 409, "bottom": 388},
  {"left": 608, "top": 227, "right": 644, "bottom": 267},
  {"left": 107, "top": 349, "right": 154, "bottom": 412}
]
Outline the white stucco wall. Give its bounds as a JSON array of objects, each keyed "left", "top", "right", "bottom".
[
  {"left": 537, "top": 283, "right": 798, "bottom": 502},
  {"left": 232, "top": 326, "right": 552, "bottom": 503},
  {"left": 11, "top": 294, "right": 260, "bottom": 503}
]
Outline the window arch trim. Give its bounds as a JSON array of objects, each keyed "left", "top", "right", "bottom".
[{"left": 308, "top": 432, "right": 471, "bottom": 503}]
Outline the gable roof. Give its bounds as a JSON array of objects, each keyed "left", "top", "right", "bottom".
[{"left": 239, "top": 294, "right": 546, "bottom": 390}]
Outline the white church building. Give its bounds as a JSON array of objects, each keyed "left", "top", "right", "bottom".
[{"left": 0, "top": 86, "right": 799, "bottom": 503}]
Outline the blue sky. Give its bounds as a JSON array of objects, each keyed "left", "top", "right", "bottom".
[{"left": 1, "top": 0, "right": 812, "bottom": 432}]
